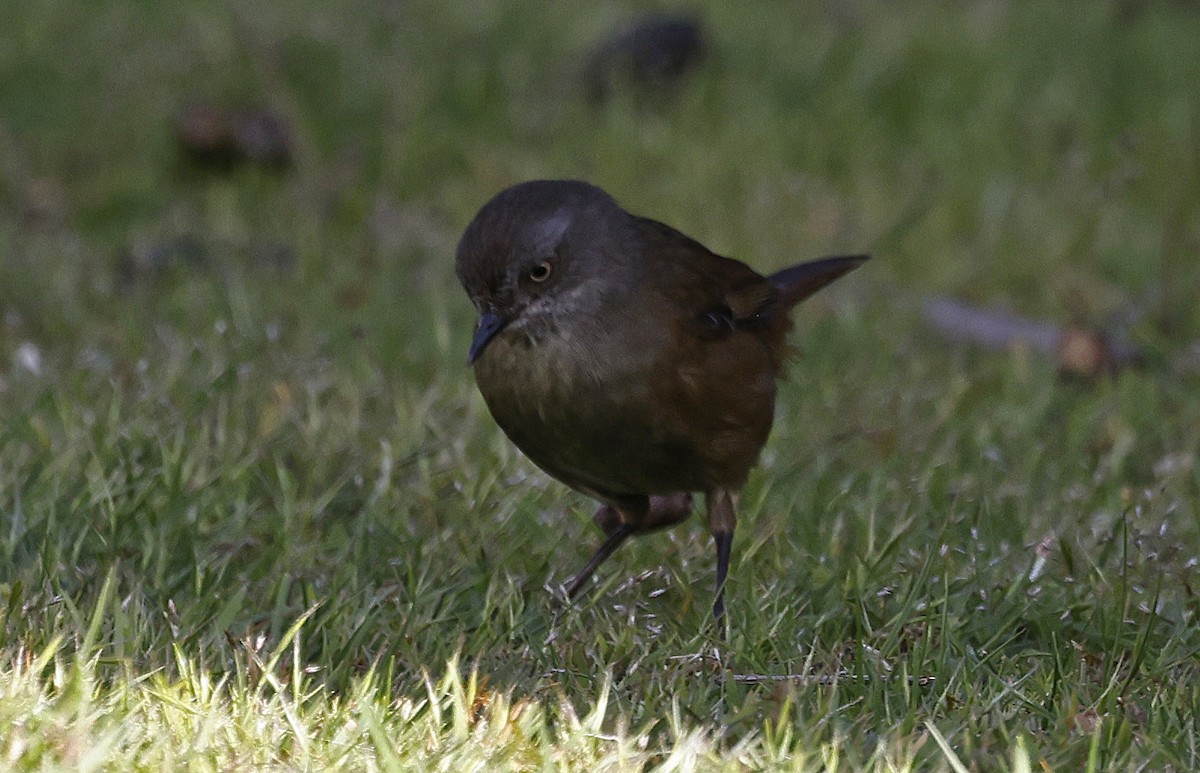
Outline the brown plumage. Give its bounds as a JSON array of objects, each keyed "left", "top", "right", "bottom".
[{"left": 456, "top": 180, "right": 866, "bottom": 633}]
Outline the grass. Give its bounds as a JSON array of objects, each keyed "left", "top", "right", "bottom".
[{"left": 2, "top": 0, "right": 1200, "bottom": 768}]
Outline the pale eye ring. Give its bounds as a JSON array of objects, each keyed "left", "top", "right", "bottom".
[{"left": 527, "top": 261, "right": 553, "bottom": 282}]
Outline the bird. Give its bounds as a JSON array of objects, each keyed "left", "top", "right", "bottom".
[{"left": 455, "top": 179, "right": 866, "bottom": 634}]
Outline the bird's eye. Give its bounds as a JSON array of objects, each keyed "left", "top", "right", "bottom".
[{"left": 527, "top": 261, "right": 553, "bottom": 283}]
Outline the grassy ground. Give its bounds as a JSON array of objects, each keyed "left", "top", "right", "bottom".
[{"left": 2, "top": 0, "right": 1200, "bottom": 769}]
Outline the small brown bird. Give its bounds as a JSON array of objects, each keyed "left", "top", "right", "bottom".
[{"left": 456, "top": 180, "right": 866, "bottom": 632}]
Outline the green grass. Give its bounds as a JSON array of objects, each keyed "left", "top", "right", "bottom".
[{"left": 2, "top": 0, "right": 1200, "bottom": 769}]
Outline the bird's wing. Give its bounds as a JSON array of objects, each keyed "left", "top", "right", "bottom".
[
  {"left": 635, "top": 217, "right": 782, "bottom": 330},
  {"left": 632, "top": 216, "right": 782, "bottom": 489}
]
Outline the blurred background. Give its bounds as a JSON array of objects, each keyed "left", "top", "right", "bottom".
[{"left": 3, "top": 0, "right": 1198, "bottom": 367}]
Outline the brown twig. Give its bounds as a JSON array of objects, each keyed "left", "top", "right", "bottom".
[{"left": 922, "top": 296, "right": 1144, "bottom": 378}]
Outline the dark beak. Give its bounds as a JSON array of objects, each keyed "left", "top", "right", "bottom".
[{"left": 468, "top": 312, "right": 508, "bottom": 364}]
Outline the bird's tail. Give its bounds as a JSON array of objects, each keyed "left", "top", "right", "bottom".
[{"left": 768, "top": 255, "right": 869, "bottom": 309}]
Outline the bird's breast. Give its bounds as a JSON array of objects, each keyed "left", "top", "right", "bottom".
[{"left": 471, "top": 307, "right": 777, "bottom": 497}]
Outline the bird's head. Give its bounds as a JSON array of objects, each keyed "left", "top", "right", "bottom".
[{"left": 455, "top": 179, "right": 639, "bottom": 363}]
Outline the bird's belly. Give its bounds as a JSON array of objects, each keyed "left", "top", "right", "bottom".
[{"left": 473, "top": 328, "right": 772, "bottom": 498}]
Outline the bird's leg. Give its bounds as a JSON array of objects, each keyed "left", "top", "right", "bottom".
[
  {"left": 564, "top": 523, "right": 634, "bottom": 599},
  {"left": 566, "top": 495, "right": 648, "bottom": 599},
  {"left": 592, "top": 493, "right": 693, "bottom": 536},
  {"left": 706, "top": 489, "right": 738, "bottom": 636}
]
